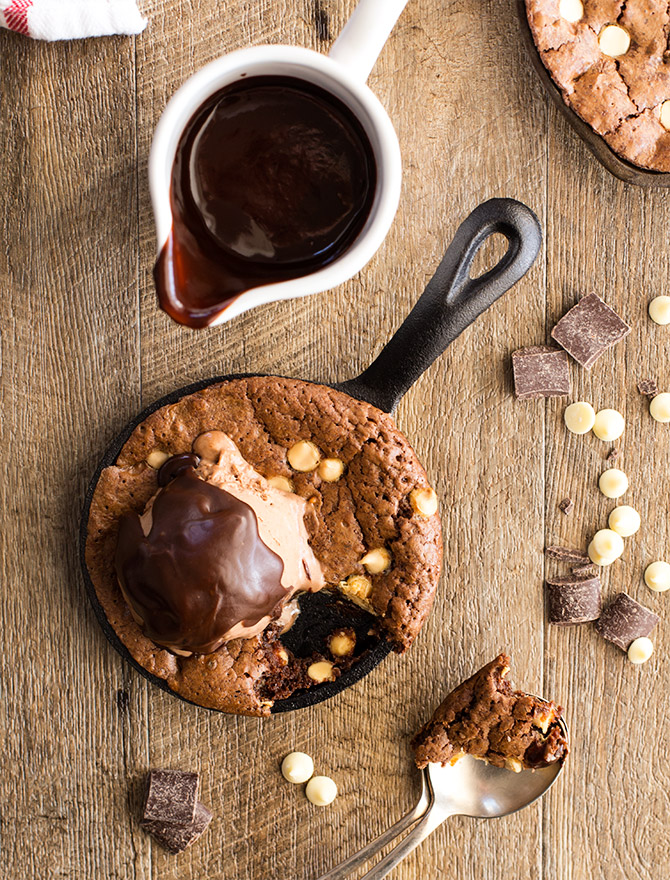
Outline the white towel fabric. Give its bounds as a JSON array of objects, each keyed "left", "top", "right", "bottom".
[{"left": 0, "top": 0, "right": 147, "bottom": 40}]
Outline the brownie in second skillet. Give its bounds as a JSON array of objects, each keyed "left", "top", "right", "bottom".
[
  {"left": 85, "top": 377, "right": 443, "bottom": 716},
  {"left": 525, "top": 0, "right": 670, "bottom": 171}
]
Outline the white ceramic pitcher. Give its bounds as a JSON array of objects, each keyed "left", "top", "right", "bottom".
[{"left": 149, "top": 0, "right": 409, "bottom": 326}]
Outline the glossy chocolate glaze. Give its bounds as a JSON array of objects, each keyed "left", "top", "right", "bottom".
[
  {"left": 114, "top": 466, "right": 286, "bottom": 654},
  {"left": 154, "top": 76, "right": 377, "bottom": 327},
  {"left": 157, "top": 452, "right": 200, "bottom": 486}
]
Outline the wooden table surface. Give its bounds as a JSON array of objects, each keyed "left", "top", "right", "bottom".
[{"left": 2, "top": 1, "right": 670, "bottom": 878}]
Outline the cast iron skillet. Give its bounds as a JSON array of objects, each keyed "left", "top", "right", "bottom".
[
  {"left": 517, "top": 0, "right": 670, "bottom": 188},
  {"left": 79, "top": 198, "right": 542, "bottom": 714}
]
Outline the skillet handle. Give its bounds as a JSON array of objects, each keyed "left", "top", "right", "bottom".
[{"left": 335, "top": 198, "right": 542, "bottom": 413}]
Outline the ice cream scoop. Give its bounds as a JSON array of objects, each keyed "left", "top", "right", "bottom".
[{"left": 114, "top": 439, "right": 324, "bottom": 654}]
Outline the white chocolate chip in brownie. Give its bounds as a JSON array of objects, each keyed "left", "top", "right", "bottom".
[
  {"left": 146, "top": 450, "right": 170, "bottom": 469},
  {"left": 339, "top": 574, "right": 373, "bottom": 611},
  {"left": 649, "top": 295, "right": 670, "bottom": 325},
  {"left": 267, "top": 475, "right": 295, "bottom": 493},
  {"left": 660, "top": 101, "right": 670, "bottom": 132},
  {"left": 360, "top": 547, "right": 391, "bottom": 574},
  {"left": 564, "top": 401, "right": 595, "bottom": 434},
  {"left": 287, "top": 440, "right": 321, "bottom": 472},
  {"left": 608, "top": 505, "right": 641, "bottom": 537},
  {"left": 599, "top": 468, "right": 628, "bottom": 499},
  {"left": 329, "top": 631, "right": 356, "bottom": 657},
  {"left": 281, "top": 752, "right": 314, "bottom": 784},
  {"left": 644, "top": 561, "right": 670, "bottom": 592},
  {"left": 628, "top": 637, "right": 653, "bottom": 664},
  {"left": 559, "top": 0, "right": 583, "bottom": 22},
  {"left": 306, "top": 776, "right": 338, "bottom": 806},
  {"left": 598, "top": 24, "right": 630, "bottom": 58},
  {"left": 650, "top": 392, "right": 670, "bottom": 423},
  {"left": 410, "top": 487, "right": 438, "bottom": 517},
  {"left": 307, "top": 660, "right": 335, "bottom": 683},
  {"left": 593, "top": 409, "right": 625, "bottom": 442},
  {"left": 505, "top": 757, "right": 524, "bottom": 774},
  {"left": 318, "top": 457, "right": 344, "bottom": 482}
]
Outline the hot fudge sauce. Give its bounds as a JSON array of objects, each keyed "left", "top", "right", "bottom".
[
  {"left": 155, "top": 76, "right": 377, "bottom": 327},
  {"left": 114, "top": 466, "right": 287, "bottom": 654}
]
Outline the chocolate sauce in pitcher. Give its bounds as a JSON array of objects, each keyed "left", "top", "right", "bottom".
[{"left": 155, "top": 76, "right": 377, "bottom": 328}]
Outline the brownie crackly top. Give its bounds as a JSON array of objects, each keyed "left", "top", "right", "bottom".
[
  {"left": 411, "top": 654, "right": 568, "bottom": 771},
  {"left": 85, "top": 377, "right": 443, "bottom": 716},
  {"left": 525, "top": 0, "right": 670, "bottom": 171}
]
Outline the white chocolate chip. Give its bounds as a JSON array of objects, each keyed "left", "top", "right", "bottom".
[
  {"left": 590, "top": 528, "right": 624, "bottom": 565},
  {"left": 287, "top": 440, "right": 321, "bottom": 472},
  {"left": 558, "top": 0, "right": 583, "bottom": 22},
  {"left": 410, "top": 487, "right": 438, "bottom": 517},
  {"left": 588, "top": 541, "right": 610, "bottom": 567},
  {"left": 505, "top": 757, "right": 524, "bottom": 774},
  {"left": 644, "top": 561, "right": 670, "bottom": 592},
  {"left": 628, "top": 637, "right": 654, "bottom": 665},
  {"left": 329, "top": 631, "right": 355, "bottom": 657},
  {"left": 608, "top": 505, "right": 641, "bottom": 537},
  {"left": 650, "top": 392, "right": 670, "bottom": 423},
  {"left": 599, "top": 24, "right": 630, "bottom": 57},
  {"left": 267, "top": 475, "right": 295, "bottom": 492},
  {"left": 339, "top": 574, "right": 374, "bottom": 612},
  {"left": 360, "top": 547, "right": 391, "bottom": 574},
  {"left": 660, "top": 100, "right": 670, "bottom": 131},
  {"left": 564, "top": 401, "right": 595, "bottom": 434},
  {"left": 307, "top": 660, "right": 335, "bottom": 683},
  {"left": 146, "top": 450, "right": 170, "bottom": 469},
  {"left": 305, "top": 776, "right": 338, "bottom": 806},
  {"left": 649, "top": 295, "right": 670, "bottom": 325},
  {"left": 318, "top": 457, "right": 344, "bottom": 482},
  {"left": 593, "top": 409, "right": 625, "bottom": 442},
  {"left": 598, "top": 468, "right": 628, "bottom": 499},
  {"left": 281, "top": 752, "right": 314, "bottom": 784}
]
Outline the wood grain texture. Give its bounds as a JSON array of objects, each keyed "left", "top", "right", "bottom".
[{"left": 1, "top": 0, "right": 668, "bottom": 878}]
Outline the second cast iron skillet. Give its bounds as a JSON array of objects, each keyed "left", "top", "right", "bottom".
[
  {"left": 80, "top": 198, "right": 542, "bottom": 714},
  {"left": 516, "top": 0, "right": 670, "bottom": 188}
]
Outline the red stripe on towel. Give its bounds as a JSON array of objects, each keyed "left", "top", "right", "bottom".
[{"left": 4, "top": 0, "right": 33, "bottom": 36}]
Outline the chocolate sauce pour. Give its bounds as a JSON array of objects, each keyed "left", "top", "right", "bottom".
[
  {"left": 114, "top": 465, "right": 286, "bottom": 654},
  {"left": 154, "top": 76, "right": 377, "bottom": 328}
]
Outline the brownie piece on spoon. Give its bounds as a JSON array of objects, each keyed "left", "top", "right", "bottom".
[{"left": 411, "top": 654, "right": 568, "bottom": 772}]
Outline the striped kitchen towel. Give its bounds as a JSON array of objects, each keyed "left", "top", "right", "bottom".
[{"left": 0, "top": 0, "right": 147, "bottom": 40}]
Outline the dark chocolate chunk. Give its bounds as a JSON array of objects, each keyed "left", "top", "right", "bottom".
[
  {"left": 572, "top": 563, "right": 596, "bottom": 576},
  {"left": 637, "top": 378, "right": 658, "bottom": 398},
  {"left": 551, "top": 293, "right": 631, "bottom": 369},
  {"left": 511, "top": 345, "right": 571, "bottom": 399},
  {"left": 142, "top": 801, "right": 213, "bottom": 854},
  {"left": 594, "top": 592, "right": 659, "bottom": 651},
  {"left": 545, "top": 545, "right": 590, "bottom": 563},
  {"left": 558, "top": 497, "right": 574, "bottom": 515},
  {"left": 546, "top": 575, "right": 601, "bottom": 625},
  {"left": 143, "top": 770, "right": 198, "bottom": 826},
  {"left": 606, "top": 448, "right": 620, "bottom": 464}
]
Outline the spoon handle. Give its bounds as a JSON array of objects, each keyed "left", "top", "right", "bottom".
[
  {"left": 358, "top": 805, "right": 451, "bottom": 880},
  {"left": 314, "top": 777, "right": 431, "bottom": 880}
]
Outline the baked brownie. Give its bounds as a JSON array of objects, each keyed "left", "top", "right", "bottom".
[
  {"left": 85, "top": 377, "right": 443, "bottom": 716},
  {"left": 411, "top": 654, "right": 568, "bottom": 771},
  {"left": 525, "top": 0, "right": 670, "bottom": 171}
]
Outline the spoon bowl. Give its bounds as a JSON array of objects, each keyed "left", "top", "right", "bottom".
[
  {"left": 426, "top": 720, "right": 568, "bottom": 820},
  {"left": 317, "top": 713, "right": 568, "bottom": 880}
]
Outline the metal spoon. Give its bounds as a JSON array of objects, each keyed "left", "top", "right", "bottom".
[{"left": 316, "top": 715, "right": 568, "bottom": 880}]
